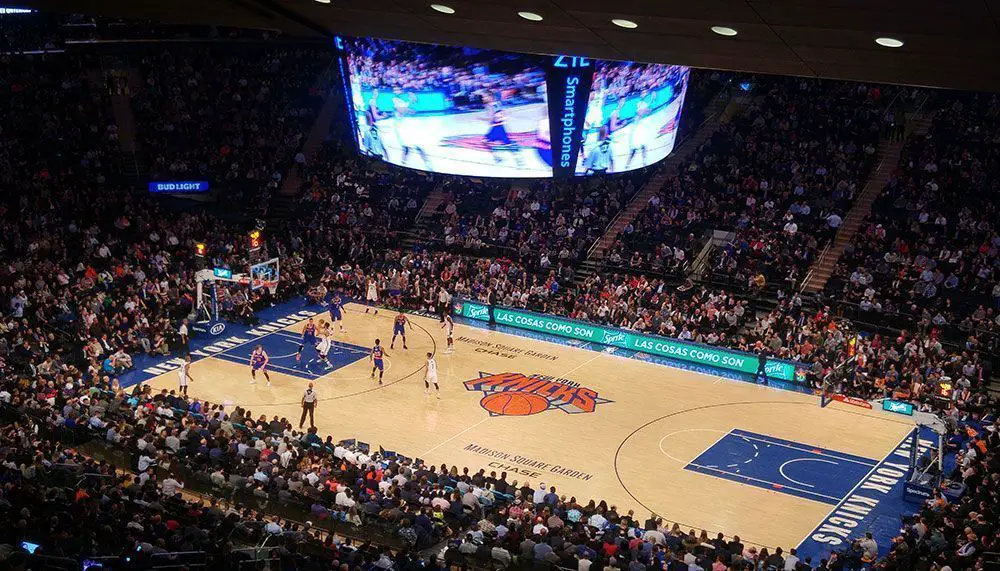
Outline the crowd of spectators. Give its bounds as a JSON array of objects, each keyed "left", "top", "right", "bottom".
[
  {"left": 3, "top": 241, "right": 996, "bottom": 571},
  {"left": 604, "top": 78, "right": 889, "bottom": 293},
  {"left": 826, "top": 93, "right": 1000, "bottom": 356},
  {"left": 132, "top": 43, "right": 330, "bottom": 211},
  {"left": 2, "top": 28, "right": 1000, "bottom": 571},
  {"left": 425, "top": 170, "right": 649, "bottom": 272},
  {"left": 415, "top": 72, "right": 730, "bottom": 275},
  {"left": 345, "top": 37, "right": 546, "bottom": 105}
]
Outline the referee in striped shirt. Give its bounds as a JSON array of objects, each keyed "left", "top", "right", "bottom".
[{"left": 300, "top": 382, "right": 318, "bottom": 428}]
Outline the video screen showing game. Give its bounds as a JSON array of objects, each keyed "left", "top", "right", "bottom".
[
  {"left": 575, "top": 61, "right": 689, "bottom": 175},
  {"left": 343, "top": 37, "right": 552, "bottom": 177}
]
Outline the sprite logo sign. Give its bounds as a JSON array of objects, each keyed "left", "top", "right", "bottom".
[
  {"left": 764, "top": 362, "right": 785, "bottom": 375},
  {"left": 467, "top": 305, "right": 489, "bottom": 320},
  {"left": 602, "top": 331, "right": 628, "bottom": 346},
  {"left": 454, "top": 300, "right": 801, "bottom": 382}
]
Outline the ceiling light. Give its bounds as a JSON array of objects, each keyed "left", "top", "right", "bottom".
[
  {"left": 518, "top": 11, "right": 543, "bottom": 21},
  {"left": 314, "top": 0, "right": 331, "bottom": 3},
  {"left": 611, "top": 18, "right": 638, "bottom": 29},
  {"left": 875, "top": 37, "right": 904, "bottom": 48},
  {"left": 711, "top": 26, "right": 738, "bottom": 37},
  {"left": 430, "top": 4, "right": 455, "bottom": 14}
]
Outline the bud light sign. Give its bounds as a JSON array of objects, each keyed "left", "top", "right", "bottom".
[{"left": 148, "top": 181, "right": 210, "bottom": 193}]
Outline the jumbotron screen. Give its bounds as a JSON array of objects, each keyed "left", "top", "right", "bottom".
[
  {"left": 575, "top": 61, "right": 688, "bottom": 176},
  {"left": 334, "top": 36, "right": 689, "bottom": 178}
]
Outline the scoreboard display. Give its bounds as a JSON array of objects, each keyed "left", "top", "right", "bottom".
[{"left": 335, "top": 36, "right": 689, "bottom": 178}]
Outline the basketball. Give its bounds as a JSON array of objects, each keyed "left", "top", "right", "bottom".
[{"left": 480, "top": 391, "right": 550, "bottom": 416}]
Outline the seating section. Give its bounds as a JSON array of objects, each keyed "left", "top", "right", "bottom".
[
  {"left": 429, "top": 171, "right": 651, "bottom": 271},
  {"left": 0, "top": 25, "right": 996, "bottom": 571},
  {"left": 827, "top": 94, "right": 1000, "bottom": 356},
  {"left": 418, "top": 72, "right": 730, "bottom": 271},
  {"left": 132, "top": 45, "right": 329, "bottom": 210},
  {"left": 606, "top": 79, "right": 889, "bottom": 293}
]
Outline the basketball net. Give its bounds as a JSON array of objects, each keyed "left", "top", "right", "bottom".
[
  {"left": 820, "top": 354, "right": 860, "bottom": 408},
  {"left": 240, "top": 276, "right": 279, "bottom": 295}
]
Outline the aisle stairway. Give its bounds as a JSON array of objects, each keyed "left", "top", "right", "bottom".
[
  {"left": 585, "top": 92, "right": 744, "bottom": 264},
  {"left": 268, "top": 66, "right": 340, "bottom": 225},
  {"left": 99, "top": 67, "right": 145, "bottom": 186},
  {"left": 569, "top": 89, "right": 747, "bottom": 284},
  {"left": 111, "top": 87, "right": 139, "bottom": 153},
  {"left": 800, "top": 110, "right": 934, "bottom": 294},
  {"left": 399, "top": 177, "right": 449, "bottom": 252},
  {"left": 415, "top": 184, "right": 449, "bottom": 223},
  {"left": 276, "top": 92, "right": 340, "bottom": 199}
]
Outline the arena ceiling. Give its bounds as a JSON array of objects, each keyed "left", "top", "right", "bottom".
[{"left": 28, "top": 0, "right": 1000, "bottom": 92}]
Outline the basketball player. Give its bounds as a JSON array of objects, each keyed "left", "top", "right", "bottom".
[
  {"left": 327, "top": 290, "right": 347, "bottom": 332},
  {"left": 178, "top": 355, "right": 194, "bottom": 397},
  {"left": 608, "top": 97, "right": 626, "bottom": 134},
  {"left": 627, "top": 90, "right": 656, "bottom": 168},
  {"left": 583, "top": 126, "right": 614, "bottom": 175},
  {"left": 535, "top": 116, "right": 552, "bottom": 167},
  {"left": 484, "top": 95, "right": 523, "bottom": 167},
  {"left": 315, "top": 328, "right": 333, "bottom": 369},
  {"left": 442, "top": 314, "right": 455, "bottom": 353},
  {"left": 390, "top": 311, "right": 411, "bottom": 350},
  {"left": 249, "top": 345, "right": 271, "bottom": 386},
  {"left": 607, "top": 97, "right": 626, "bottom": 153},
  {"left": 366, "top": 88, "right": 387, "bottom": 130},
  {"left": 296, "top": 317, "right": 318, "bottom": 363},
  {"left": 391, "top": 88, "right": 431, "bottom": 168},
  {"left": 364, "top": 278, "right": 379, "bottom": 314},
  {"left": 370, "top": 338, "right": 389, "bottom": 385},
  {"left": 583, "top": 77, "right": 607, "bottom": 137},
  {"left": 363, "top": 121, "right": 387, "bottom": 160},
  {"left": 425, "top": 352, "right": 440, "bottom": 398}
]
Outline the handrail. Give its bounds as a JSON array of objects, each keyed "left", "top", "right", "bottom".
[
  {"left": 800, "top": 139, "right": 900, "bottom": 295},
  {"left": 584, "top": 87, "right": 734, "bottom": 260},
  {"left": 800, "top": 241, "right": 832, "bottom": 294},
  {"left": 878, "top": 89, "right": 903, "bottom": 122}
]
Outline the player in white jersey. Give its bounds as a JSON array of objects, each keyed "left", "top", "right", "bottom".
[
  {"left": 364, "top": 278, "right": 379, "bottom": 314},
  {"left": 425, "top": 352, "right": 440, "bottom": 397},
  {"left": 391, "top": 89, "right": 431, "bottom": 168},
  {"left": 442, "top": 314, "right": 455, "bottom": 352},
  {"left": 627, "top": 90, "right": 656, "bottom": 168},
  {"left": 584, "top": 80, "right": 607, "bottom": 135},
  {"left": 178, "top": 355, "right": 194, "bottom": 396},
  {"left": 315, "top": 331, "right": 333, "bottom": 369}
]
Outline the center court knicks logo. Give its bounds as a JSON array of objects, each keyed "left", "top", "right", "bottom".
[{"left": 464, "top": 372, "right": 611, "bottom": 417}]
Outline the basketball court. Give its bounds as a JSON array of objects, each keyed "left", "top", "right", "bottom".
[{"left": 140, "top": 302, "right": 920, "bottom": 555}]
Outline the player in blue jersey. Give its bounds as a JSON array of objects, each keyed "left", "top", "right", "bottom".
[
  {"left": 483, "top": 95, "right": 524, "bottom": 167},
  {"left": 327, "top": 291, "right": 346, "bottom": 332},
  {"left": 249, "top": 345, "right": 271, "bottom": 386},
  {"left": 390, "top": 311, "right": 411, "bottom": 350},
  {"left": 296, "top": 317, "right": 318, "bottom": 363},
  {"left": 370, "top": 338, "right": 389, "bottom": 385}
]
